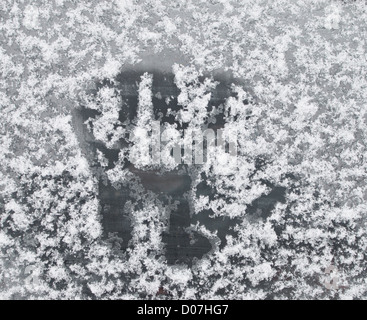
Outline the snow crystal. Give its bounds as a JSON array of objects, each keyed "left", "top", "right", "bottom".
[{"left": 23, "top": 5, "right": 40, "bottom": 30}]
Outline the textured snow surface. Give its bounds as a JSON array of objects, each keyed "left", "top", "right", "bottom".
[{"left": 1, "top": 0, "right": 367, "bottom": 300}]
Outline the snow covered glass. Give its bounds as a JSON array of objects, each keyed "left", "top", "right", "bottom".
[{"left": 72, "top": 66, "right": 287, "bottom": 266}]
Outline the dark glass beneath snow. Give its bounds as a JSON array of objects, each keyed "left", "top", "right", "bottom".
[{"left": 72, "top": 70, "right": 287, "bottom": 266}]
